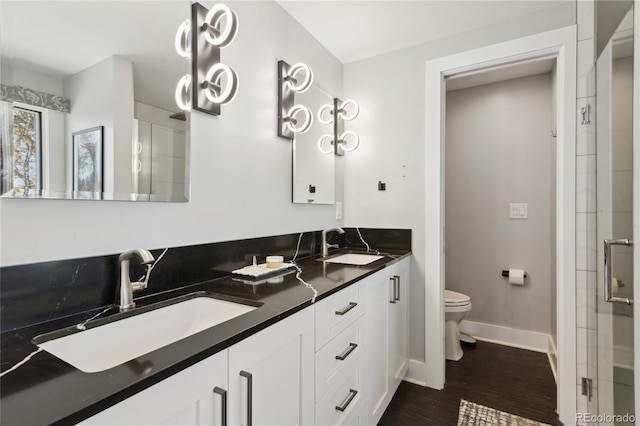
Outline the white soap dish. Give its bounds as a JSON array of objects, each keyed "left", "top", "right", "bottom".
[{"left": 232, "top": 262, "right": 295, "bottom": 278}]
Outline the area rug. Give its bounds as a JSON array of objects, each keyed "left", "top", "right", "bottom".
[{"left": 457, "top": 399, "right": 553, "bottom": 426}]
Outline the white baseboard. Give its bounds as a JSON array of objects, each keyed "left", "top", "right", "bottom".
[
  {"left": 460, "top": 320, "right": 551, "bottom": 353},
  {"left": 403, "top": 359, "right": 427, "bottom": 386}
]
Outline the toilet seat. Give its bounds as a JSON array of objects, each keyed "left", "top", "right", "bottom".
[{"left": 445, "top": 289, "right": 471, "bottom": 307}]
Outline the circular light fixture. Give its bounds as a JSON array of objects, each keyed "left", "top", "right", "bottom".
[
  {"left": 317, "top": 104, "right": 335, "bottom": 125},
  {"left": 285, "top": 63, "right": 313, "bottom": 93},
  {"left": 338, "top": 99, "right": 359, "bottom": 121},
  {"left": 317, "top": 135, "right": 335, "bottom": 154},
  {"left": 175, "top": 74, "right": 192, "bottom": 111},
  {"left": 338, "top": 131, "right": 360, "bottom": 152},
  {"left": 202, "top": 63, "right": 238, "bottom": 104},
  {"left": 174, "top": 19, "right": 191, "bottom": 58},
  {"left": 202, "top": 4, "right": 238, "bottom": 48},
  {"left": 285, "top": 104, "right": 312, "bottom": 134}
]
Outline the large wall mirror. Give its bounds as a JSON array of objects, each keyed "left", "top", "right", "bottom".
[
  {"left": 292, "top": 85, "right": 335, "bottom": 204},
  {"left": 0, "top": 1, "right": 190, "bottom": 202}
]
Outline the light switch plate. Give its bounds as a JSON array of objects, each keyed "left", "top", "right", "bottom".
[
  {"left": 336, "top": 202, "right": 343, "bottom": 220},
  {"left": 510, "top": 203, "right": 528, "bottom": 219}
]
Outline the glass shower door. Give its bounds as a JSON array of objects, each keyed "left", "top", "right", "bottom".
[{"left": 591, "top": 5, "right": 635, "bottom": 424}]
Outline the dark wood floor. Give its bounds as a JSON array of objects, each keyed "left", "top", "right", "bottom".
[{"left": 379, "top": 341, "right": 561, "bottom": 425}]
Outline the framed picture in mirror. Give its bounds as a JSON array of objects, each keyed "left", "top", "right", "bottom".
[{"left": 72, "top": 126, "right": 103, "bottom": 200}]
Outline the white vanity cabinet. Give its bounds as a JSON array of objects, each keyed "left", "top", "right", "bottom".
[
  {"left": 366, "top": 257, "right": 410, "bottom": 425},
  {"left": 228, "top": 307, "right": 314, "bottom": 426},
  {"left": 79, "top": 256, "right": 410, "bottom": 426},
  {"left": 81, "top": 307, "right": 313, "bottom": 426},
  {"left": 79, "top": 349, "right": 228, "bottom": 426},
  {"left": 314, "top": 281, "right": 366, "bottom": 425}
]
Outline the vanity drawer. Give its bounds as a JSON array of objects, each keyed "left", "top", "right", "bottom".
[
  {"left": 315, "top": 360, "right": 364, "bottom": 426},
  {"left": 315, "top": 316, "right": 365, "bottom": 402},
  {"left": 315, "top": 282, "right": 364, "bottom": 350}
]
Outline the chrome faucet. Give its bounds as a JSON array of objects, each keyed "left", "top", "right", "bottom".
[
  {"left": 321, "top": 227, "right": 345, "bottom": 257},
  {"left": 116, "top": 249, "right": 155, "bottom": 312}
]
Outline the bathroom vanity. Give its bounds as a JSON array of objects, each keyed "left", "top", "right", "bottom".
[{"left": 0, "top": 229, "right": 410, "bottom": 425}]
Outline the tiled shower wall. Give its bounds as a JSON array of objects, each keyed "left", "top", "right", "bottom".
[{"left": 576, "top": 0, "right": 598, "bottom": 419}]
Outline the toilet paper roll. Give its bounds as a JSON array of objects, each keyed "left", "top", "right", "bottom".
[{"left": 508, "top": 269, "right": 525, "bottom": 285}]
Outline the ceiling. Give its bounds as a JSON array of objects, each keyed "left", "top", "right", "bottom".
[{"left": 276, "top": 0, "right": 572, "bottom": 64}]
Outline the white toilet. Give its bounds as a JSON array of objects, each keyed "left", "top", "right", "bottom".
[{"left": 444, "top": 289, "right": 472, "bottom": 361}]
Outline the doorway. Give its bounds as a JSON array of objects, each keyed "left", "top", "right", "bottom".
[
  {"left": 444, "top": 65, "right": 558, "bottom": 365},
  {"left": 424, "top": 26, "right": 577, "bottom": 424}
]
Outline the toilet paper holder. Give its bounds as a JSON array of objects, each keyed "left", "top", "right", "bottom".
[{"left": 501, "top": 270, "right": 527, "bottom": 278}]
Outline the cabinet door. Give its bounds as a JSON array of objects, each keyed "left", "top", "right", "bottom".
[
  {"left": 80, "top": 350, "right": 228, "bottom": 426},
  {"left": 389, "top": 258, "right": 410, "bottom": 391},
  {"left": 366, "top": 274, "right": 391, "bottom": 425},
  {"left": 228, "top": 308, "right": 314, "bottom": 426}
]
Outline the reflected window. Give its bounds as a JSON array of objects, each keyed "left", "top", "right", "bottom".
[{"left": 4, "top": 105, "right": 42, "bottom": 196}]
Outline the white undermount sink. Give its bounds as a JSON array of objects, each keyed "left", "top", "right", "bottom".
[
  {"left": 322, "top": 253, "right": 384, "bottom": 266},
  {"left": 36, "top": 296, "right": 257, "bottom": 373}
]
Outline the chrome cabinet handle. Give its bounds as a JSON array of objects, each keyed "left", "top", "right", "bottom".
[
  {"left": 604, "top": 239, "right": 634, "bottom": 305},
  {"left": 213, "top": 387, "right": 227, "bottom": 426},
  {"left": 335, "top": 302, "right": 357, "bottom": 315},
  {"left": 389, "top": 277, "right": 397, "bottom": 304},
  {"left": 239, "top": 371, "right": 253, "bottom": 426},
  {"left": 335, "top": 389, "right": 358, "bottom": 412},
  {"left": 335, "top": 343, "right": 358, "bottom": 361},
  {"left": 393, "top": 275, "right": 400, "bottom": 301}
]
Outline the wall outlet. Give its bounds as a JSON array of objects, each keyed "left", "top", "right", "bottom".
[
  {"left": 336, "top": 202, "right": 343, "bottom": 220},
  {"left": 509, "top": 203, "right": 528, "bottom": 219}
]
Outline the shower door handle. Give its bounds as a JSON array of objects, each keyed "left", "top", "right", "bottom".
[{"left": 604, "top": 239, "right": 634, "bottom": 305}]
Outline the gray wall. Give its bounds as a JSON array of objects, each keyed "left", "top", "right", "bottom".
[{"left": 444, "top": 73, "right": 555, "bottom": 335}]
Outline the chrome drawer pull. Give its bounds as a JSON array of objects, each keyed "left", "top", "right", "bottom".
[
  {"left": 335, "top": 389, "right": 358, "bottom": 412},
  {"left": 335, "top": 302, "right": 357, "bottom": 315},
  {"left": 335, "top": 343, "right": 358, "bottom": 361},
  {"left": 213, "top": 387, "right": 228, "bottom": 426},
  {"left": 240, "top": 370, "right": 253, "bottom": 426},
  {"left": 389, "top": 277, "right": 397, "bottom": 304}
]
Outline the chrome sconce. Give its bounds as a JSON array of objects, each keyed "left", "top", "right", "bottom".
[
  {"left": 317, "top": 98, "right": 360, "bottom": 155},
  {"left": 174, "top": 2, "right": 239, "bottom": 115},
  {"left": 278, "top": 60, "right": 314, "bottom": 140}
]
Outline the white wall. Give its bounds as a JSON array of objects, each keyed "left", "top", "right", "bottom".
[
  {"left": 445, "top": 74, "right": 554, "bottom": 335},
  {"left": 343, "top": 4, "right": 575, "bottom": 362},
  {"left": 0, "top": 1, "right": 344, "bottom": 266}
]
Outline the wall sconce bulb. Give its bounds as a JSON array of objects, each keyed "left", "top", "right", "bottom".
[
  {"left": 285, "top": 105, "right": 313, "bottom": 134},
  {"left": 203, "top": 63, "right": 238, "bottom": 105},
  {"left": 202, "top": 4, "right": 238, "bottom": 48},
  {"left": 318, "top": 104, "right": 335, "bottom": 125},
  {"left": 175, "top": 20, "right": 192, "bottom": 58},
  {"left": 285, "top": 63, "right": 313, "bottom": 93},
  {"left": 318, "top": 135, "right": 335, "bottom": 154},
  {"left": 175, "top": 74, "right": 192, "bottom": 111},
  {"left": 337, "top": 99, "right": 359, "bottom": 121},
  {"left": 338, "top": 131, "right": 360, "bottom": 152}
]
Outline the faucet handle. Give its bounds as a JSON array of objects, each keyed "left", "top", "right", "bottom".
[{"left": 131, "top": 264, "right": 153, "bottom": 292}]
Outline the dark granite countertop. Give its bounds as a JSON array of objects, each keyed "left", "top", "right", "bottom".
[{"left": 0, "top": 250, "right": 410, "bottom": 426}]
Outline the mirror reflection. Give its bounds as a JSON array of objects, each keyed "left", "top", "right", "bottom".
[
  {"left": 293, "top": 85, "right": 335, "bottom": 204},
  {"left": 0, "top": 1, "right": 190, "bottom": 201}
]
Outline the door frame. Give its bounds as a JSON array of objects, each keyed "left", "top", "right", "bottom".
[
  {"left": 634, "top": 2, "right": 639, "bottom": 417},
  {"left": 424, "top": 26, "right": 577, "bottom": 424}
]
